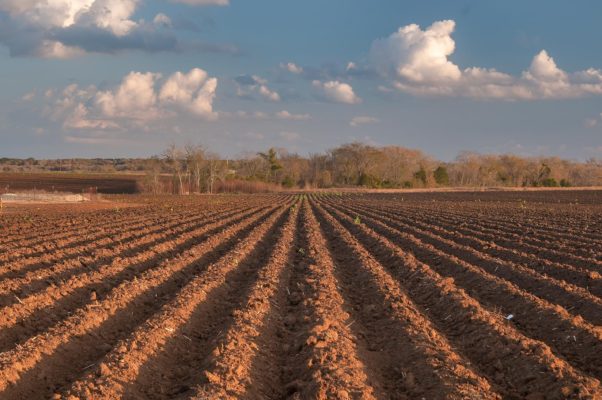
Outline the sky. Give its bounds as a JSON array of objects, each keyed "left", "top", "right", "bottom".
[{"left": 0, "top": 0, "right": 601, "bottom": 161}]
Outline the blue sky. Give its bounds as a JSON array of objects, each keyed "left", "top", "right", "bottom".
[{"left": 1, "top": 0, "right": 601, "bottom": 160}]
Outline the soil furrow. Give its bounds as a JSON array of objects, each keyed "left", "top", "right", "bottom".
[
  {"left": 193, "top": 201, "right": 300, "bottom": 399},
  {"left": 344, "top": 200, "right": 602, "bottom": 307},
  {"left": 313, "top": 199, "right": 601, "bottom": 399},
  {"left": 424, "top": 204, "right": 602, "bottom": 245},
  {"left": 417, "top": 207, "right": 601, "bottom": 260},
  {"left": 0, "top": 206, "right": 163, "bottom": 257},
  {"left": 0, "top": 204, "right": 251, "bottom": 302},
  {"left": 411, "top": 207, "right": 602, "bottom": 275},
  {"left": 62, "top": 201, "right": 291, "bottom": 399},
  {"left": 0, "top": 204, "right": 242, "bottom": 277},
  {"left": 0, "top": 202, "right": 286, "bottom": 399},
  {"left": 310, "top": 200, "right": 499, "bottom": 399},
  {"left": 0, "top": 205, "right": 273, "bottom": 353},
  {"left": 323, "top": 201, "right": 602, "bottom": 380},
  {"left": 359, "top": 201, "right": 602, "bottom": 281},
  {"left": 264, "top": 199, "right": 378, "bottom": 399}
]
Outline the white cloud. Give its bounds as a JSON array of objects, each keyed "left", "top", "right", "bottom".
[
  {"left": 153, "top": 13, "right": 172, "bottom": 27},
  {"left": 159, "top": 68, "right": 218, "bottom": 118},
  {"left": 350, "top": 116, "right": 379, "bottom": 127},
  {"left": 96, "top": 71, "right": 161, "bottom": 120},
  {"left": 258, "top": 85, "right": 280, "bottom": 102},
  {"left": 370, "top": 20, "right": 602, "bottom": 100},
  {"left": 371, "top": 20, "right": 461, "bottom": 83},
  {"left": 235, "top": 75, "right": 281, "bottom": 102},
  {"left": 276, "top": 110, "right": 311, "bottom": 120},
  {"left": 312, "top": 80, "right": 361, "bottom": 104},
  {"left": 0, "top": 0, "right": 235, "bottom": 58},
  {"left": 281, "top": 62, "right": 303, "bottom": 74},
  {"left": 47, "top": 68, "right": 218, "bottom": 131},
  {"left": 36, "top": 40, "right": 85, "bottom": 59},
  {"left": 0, "top": 0, "right": 138, "bottom": 35}
]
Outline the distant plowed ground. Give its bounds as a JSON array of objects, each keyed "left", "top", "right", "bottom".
[
  {"left": 0, "top": 191, "right": 600, "bottom": 399},
  {"left": 0, "top": 173, "right": 141, "bottom": 194}
]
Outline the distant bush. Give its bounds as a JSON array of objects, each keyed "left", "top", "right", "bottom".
[
  {"left": 282, "top": 176, "right": 295, "bottom": 188},
  {"left": 413, "top": 167, "right": 427, "bottom": 186},
  {"left": 560, "top": 179, "right": 571, "bottom": 187},
  {"left": 541, "top": 178, "right": 558, "bottom": 187},
  {"left": 433, "top": 166, "right": 449, "bottom": 185}
]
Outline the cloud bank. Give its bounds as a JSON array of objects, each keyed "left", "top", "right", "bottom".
[
  {"left": 0, "top": 0, "right": 232, "bottom": 58},
  {"left": 48, "top": 68, "right": 218, "bottom": 131},
  {"left": 370, "top": 20, "right": 602, "bottom": 100}
]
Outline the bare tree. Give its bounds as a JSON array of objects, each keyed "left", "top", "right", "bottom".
[
  {"left": 163, "top": 143, "right": 187, "bottom": 195},
  {"left": 185, "top": 144, "right": 207, "bottom": 194}
]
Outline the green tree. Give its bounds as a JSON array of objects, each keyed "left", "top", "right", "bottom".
[
  {"left": 282, "top": 176, "right": 295, "bottom": 188},
  {"left": 258, "top": 148, "right": 283, "bottom": 182},
  {"left": 542, "top": 178, "right": 558, "bottom": 187},
  {"left": 414, "top": 167, "right": 427, "bottom": 186},
  {"left": 433, "top": 166, "right": 449, "bottom": 185}
]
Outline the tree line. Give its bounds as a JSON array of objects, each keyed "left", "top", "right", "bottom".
[
  {"left": 2, "top": 143, "right": 601, "bottom": 193},
  {"left": 141, "top": 142, "right": 602, "bottom": 193}
]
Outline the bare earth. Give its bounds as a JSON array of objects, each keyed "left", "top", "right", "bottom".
[{"left": 0, "top": 191, "right": 600, "bottom": 399}]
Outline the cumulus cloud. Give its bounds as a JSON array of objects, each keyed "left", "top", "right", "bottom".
[
  {"left": 281, "top": 62, "right": 303, "bottom": 74},
  {"left": 371, "top": 20, "right": 461, "bottom": 83},
  {"left": 312, "top": 80, "right": 361, "bottom": 104},
  {"left": 350, "top": 116, "right": 379, "bottom": 127},
  {"left": 235, "top": 75, "right": 281, "bottom": 102},
  {"left": 47, "top": 68, "right": 218, "bottom": 131},
  {"left": 370, "top": 20, "right": 602, "bottom": 100},
  {"left": 276, "top": 110, "right": 311, "bottom": 120},
  {"left": 159, "top": 68, "right": 218, "bottom": 117},
  {"left": 0, "top": 0, "right": 234, "bottom": 57}
]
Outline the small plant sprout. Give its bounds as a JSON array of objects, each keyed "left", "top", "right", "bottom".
[{"left": 354, "top": 215, "right": 361, "bottom": 225}]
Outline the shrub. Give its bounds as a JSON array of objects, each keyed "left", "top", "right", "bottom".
[
  {"left": 541, "top": 178, "right": 558, "bottom": 187},
  {"left": 358, "top": 173, "right": 381, "bottom": 188},
  {"left": 281, "top": 176, "right": 295, "bottom": 188},
  {"left": 413, "top": 167, "right": 427, "bottom": 186},
  {"left": 433, "top": 166, "right": 449, "bottom": 186}
]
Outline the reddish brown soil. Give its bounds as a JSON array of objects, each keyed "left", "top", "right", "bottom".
[
  {"left": 0, "top": 191, "right": 600, "bottom": 399},
  {"left": 0, "top": 172, "right": 141, "bottom": 194}
]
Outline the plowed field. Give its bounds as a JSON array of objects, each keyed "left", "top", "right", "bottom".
[{"left": 0, "top": 192, "right": 600, "bottom": 399}]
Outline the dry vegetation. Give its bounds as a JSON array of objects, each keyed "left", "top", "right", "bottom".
[
  {"left": 3, "top": 142, "right": 602, "bottom": 195},
  {"left": 0, "top": 190, "right": 600, "bottom": 399}
]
